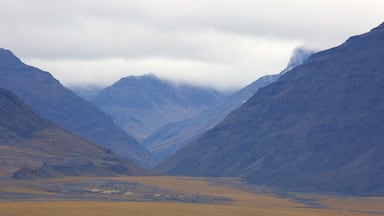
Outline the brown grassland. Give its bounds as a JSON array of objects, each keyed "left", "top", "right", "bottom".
[{"left": 0, "top": 176, "right": 383, "bottom": 216}]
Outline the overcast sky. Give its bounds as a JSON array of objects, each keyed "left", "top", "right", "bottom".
[{"left": 1, "top": 0, "right": 383, "bottom": 90}]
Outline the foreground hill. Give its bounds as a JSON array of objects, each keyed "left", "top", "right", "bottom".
[
  {"left": 144, "top": 48, "right": 314, "bottom": 162},
  {"left": 0, "top": 48, "right": 153, "bottom": 167},
  {"left": 0, "top": 88, "right": 147, "bottom": 178},
  {"left": 158, "top": 22, "right": 384, "bottom": 195},
  {"left": 92, "top": 74, "right": 224, "bottom": 141}
]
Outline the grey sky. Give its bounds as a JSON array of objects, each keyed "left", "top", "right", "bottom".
[{"left": 1, "top": 0, "right": 383, "bottom": 90}]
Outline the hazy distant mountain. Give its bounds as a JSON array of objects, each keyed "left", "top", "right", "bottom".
[
  {"left": 158, "top": 22, "right": 384, "bottom": 195},
  {"left": 0, "top": 88, "right": 147, "bottom": 178},
  {"left": 92, "top": 74, "right": 225, "bottom": 141},
  {"left": 0, "top": 48, "right": 153, "bottom": 167},
  {"left": 69, "top": 85, "right": 103, "bottom": 101},
  {"left": 144, "top": 48, "right": 315, "bottom": 163}
]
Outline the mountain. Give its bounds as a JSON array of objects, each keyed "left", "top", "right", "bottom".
[
  {"left": 144, "top": 48, "right": 314, "bottom": 163},
  {"left": 158, "top": 22, "right": 384, "bottom": 195},
  {"left": 0, "top": 88, "right": 147, "bottom": 178},
  {"left": 69, "top": 85, "right": 103, "bottom": 101},
  {"left": 280, "top": 47, "right": 315, "bottom": 74},
  {"left": 91, "top": 74, "right": 225, "bottom": 141},
  {"left": 0, "top": 48, "right": 153, "bottom": 167}
]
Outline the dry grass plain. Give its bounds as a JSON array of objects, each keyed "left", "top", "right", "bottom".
[{"left": 0, "top": 176, "right": 383, "bottom": 216}]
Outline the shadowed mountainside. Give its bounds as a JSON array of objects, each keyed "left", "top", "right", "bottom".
[
  {"left": 0, "top": 88, "right": 148, "bottom": 178},
  {"left": 158, "top": 22, "right": 384, "bottom": 195},
  {"left": 0, "top": 49, "right": 153, "bottom": 167},
  {"left": 144, "top": 48, "right": 314, "bottom": 163},
  {"left": 91, "top": 74, "right": 225, "bottom": 141}
]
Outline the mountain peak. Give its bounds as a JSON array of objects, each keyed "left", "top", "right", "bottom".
[
  {"left": 0, "top": 48, "right": 24, "bottom": 67},
  {"left": 117, "top": 73, "right": 163, "bottom": 84},
  {"left": 158, "top": 22, "right": 384, "bottom": 195},
  {"left": 0, "top": 48, "right": 153, "bottom": 167},
  {"left": 112, "top": 74, "right": 167, "bottom": 90},
  {"left": 92, "top": 73, "right": 225, "bottom": 142},
  {"left": 122, "top": 73, "right": 158, "bottom": 81},
  {"left": 281, "top": 47, "right": 315, "bottom": 74},
  {"left": 0, "top": 48, "right": 11, "bottom": 53}
]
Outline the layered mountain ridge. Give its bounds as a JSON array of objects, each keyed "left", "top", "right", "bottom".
[
  {"left": 0, "top": 88, "right": 147, "bottom": 178},
  {"left": 91, "top": 74, "right": 225, "bottom": 141},
  {"left": 144, "top": 47, "right": 315, "bottom": 163},
  {"left": 158, "top": 22, "right": 384, "bottom": 195},
  {"left": 0, "top": 48, "right": 153, "bottom": 167}
]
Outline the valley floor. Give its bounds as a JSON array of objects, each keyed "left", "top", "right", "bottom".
[{"left": 0, "top": 176, "right": 383, "bottom": 216}]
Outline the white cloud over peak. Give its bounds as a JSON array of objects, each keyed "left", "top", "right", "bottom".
[{"left": 1, "top": 0, "right": 383, "bottom": 90}]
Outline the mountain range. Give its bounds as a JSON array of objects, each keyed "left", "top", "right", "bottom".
[
  {"left": 2, "top": 21, "right": 383, "bottom": 197},
  {"left": 91, "top": 74, "right": 225, "bottom": 141},
  {"left": 0, "top": 48, "right": 153, "bottom": 167},
  {"left": 0, "top": 88, "right": 147, "bottom": 178},
  {"left": 158, "top": 22, "right": 384, "bottom": 195},
  {"left": 144, "top": 48, "right": 314, "bottom": 162}
]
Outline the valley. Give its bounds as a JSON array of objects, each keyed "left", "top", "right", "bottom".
[
  {"left": 1, "top": 8, "right": 383, "bottom": 216},
  {"left": 0, "top": 176, "right": 383, "bottom": 216}
]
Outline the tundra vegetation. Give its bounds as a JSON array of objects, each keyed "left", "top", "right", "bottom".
[{"left": 0, "top": 176, "right": 383, "bottom": 216}]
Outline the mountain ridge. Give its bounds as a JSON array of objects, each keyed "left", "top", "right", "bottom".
[
  {"left": 0, "top": 49, "right": 153, "bottom": 167},
  {"left": 91, "top": 73, "right": 225, "bottom": 141},
  {"left": 0, "top": 87, "right": 148, "bottom": 178},
  {"left": 158, "top": 22, "right": 384, "bottom": 195},
  {"left": 144, "top": 47, "right": 315, "bottom": 163}
]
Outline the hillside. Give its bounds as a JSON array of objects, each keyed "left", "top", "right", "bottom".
[
  {"left": 0, "top": 48, "right": 153, "bottom": 167},
  {"left": 0, "top": 88, "right": 147, "bottom": 178},
  {"left": 158, "top": 22, "right": 384, "bottom": 195},
  {"left": 92, "top": 74, "right": 225, "bottom": 141},
  {"left": 144, "top": 48, "right": 314, "bottom": 163}
]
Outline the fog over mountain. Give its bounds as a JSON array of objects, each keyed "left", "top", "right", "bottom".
[
  {"left": 91, "top": 74, "right": 225, "bottom": 141},
  {"left": 1, "top": 1, "right": 383, "bottom": 90},
  {"left": 158, "top": 22, "right": 384, "bottom": 195},
  {"left": 144, "top": 47, "right": 315, "bottom": 163},
  {"left": 0, "top": 48, "right": 153, "bottom": 167}
]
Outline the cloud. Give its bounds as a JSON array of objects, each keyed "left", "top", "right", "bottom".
[
  {"left": 25, "top": 35, "right": 296, "bottom": 91},
  {"left": 1, "top": 0, "right": 384, "bottom": 90}
]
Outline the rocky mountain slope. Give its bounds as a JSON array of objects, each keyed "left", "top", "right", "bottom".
[
  {"left": 0, "top": 88, "right": 147, "bottom": 178},
  {"left": 158, "top": 22, "right": 384, "bottom": 195},
  {"left": 92, "top": 74, "right": 225, "bottom": 141},
  {"left": 0, "top": 48, "right": 153, "bottom": 167},
  {"left": 144, "top": 48, "right": 314, "bottom": 163}
]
